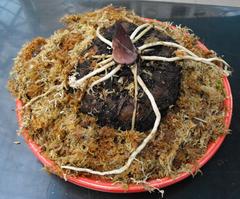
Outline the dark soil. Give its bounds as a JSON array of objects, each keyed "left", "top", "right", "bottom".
[{"left": 78, "top": 22, "right": 181, "bottom": 131}]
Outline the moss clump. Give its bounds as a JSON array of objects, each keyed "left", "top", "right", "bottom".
[{"left": 8, "top": 6, "right": 227, "bottom": 184}]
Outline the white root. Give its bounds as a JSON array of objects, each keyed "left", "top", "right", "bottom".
[
  {"left": 69, "top": 60, "right": 115, "bottom": 89},
  {"left": 97, "top": 23, "right": 151, "bottom": 46},
  {"left": 97, "top": 56, "right": 113, "bottom": 66},
  {"left": 61, "top": 75, "right": 161, "bottom": 175},
  {"left": 22, "top": 84, "right": 63, "bottom": 109},
  {"left": 139, "top": 41, "right": 231, "bottom": 75},
  {"left": 96, "top": 27, "right": 112, "bottom": 47},
  {"left": 142, "top": 48, "right": 155, "bottom": 53},
  {"left": 137, "top": 75, "right": 161, "bottom": 136},
  {"left": 141, "top": 55, "right": 197, "bottom": 62},
  {"left": 141, "top": 55, "right": 230, "bottom": 75},
  {"left": 88, "top": 64, "right": 122, "bottom": 91},
  {"left": 131, "top": 64, "right": 138, "bottom": 131},
  {"left": 138, "top": 41, "right": 198, "bottom": 57},
  {"left": 133, "top": 25, "right": 153, "bottom": 43},
  {"left": 130, "top": 23, "right": 150, "bottom": 40}
]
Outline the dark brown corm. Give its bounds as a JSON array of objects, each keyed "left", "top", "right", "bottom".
[{"left": 80, "top": 21, "right": 181, "bottom": 131}]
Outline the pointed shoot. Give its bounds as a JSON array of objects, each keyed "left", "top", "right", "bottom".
[{"left": 112, "top": 22, "right": 138, "bottom": 65}]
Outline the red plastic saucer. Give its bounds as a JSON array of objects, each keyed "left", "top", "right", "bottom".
[{"left": 15, "top": 19, "right": 233, "bottom": 193}]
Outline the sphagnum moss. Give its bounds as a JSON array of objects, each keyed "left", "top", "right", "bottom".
[{"left": 8, "top": 6, "right": 229, "bottom": 184}]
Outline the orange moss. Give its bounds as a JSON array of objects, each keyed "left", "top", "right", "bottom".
[{"left": 8, "top": 6, "right": 227, "bottom": 183}]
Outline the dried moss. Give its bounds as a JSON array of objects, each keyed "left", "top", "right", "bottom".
[{"left": 8, "top": 6, "right": 227, "bottom": 184}]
